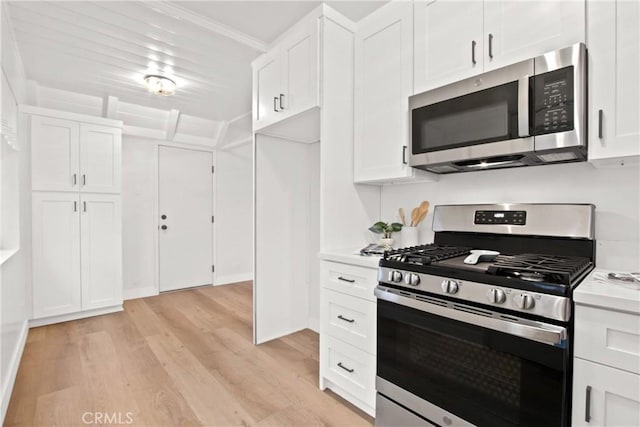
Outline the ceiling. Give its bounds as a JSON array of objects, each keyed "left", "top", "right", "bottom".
[{"left": 7, "top": 1, "right": 387, "bottom": 121}]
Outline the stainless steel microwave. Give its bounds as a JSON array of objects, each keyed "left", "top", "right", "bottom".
[{"left": 409, "top": 43, "right": 586, "bottom": 174}]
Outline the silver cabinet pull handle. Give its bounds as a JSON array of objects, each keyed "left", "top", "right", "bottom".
[
  {"left": 279, "top": 93, "right": 285, "bottom": 110},
  {"left": 402, "top": 146, "right": 408, "bottom": 165},
  {"left": 337, "top": 362, "right": 354, "bottom": 373},
  {"left": 74, "top": 201, "right": 77, "bottom": 212},
  {"left": 273, "top": 97, "right": 279, "bottom": 112},
  {"left": 73, "top": 173, "right": 77, "bottom": 185},
  {"left": 488, "top": 33, "right": 494, "bottom": 59},
  {"left": 83, "top": 201, "right": 87, "bottom": 212},
  {"left": 585, "top": 385, "right": 592, "bottom": 422},
  {"left": 337, "top": 276, "right": 355, "bottom": 283},
  {"left": 472, "top": 40, "right": 477, "bottom": 65},
  {"left": 82, "top": 174, "right": 86, "bottom": 185},
  {"left": 337, "top": 315, "right": 355, "bottom": 323},
  {"left": 598, "top": 110, "right": 603, "bottom": 139}
]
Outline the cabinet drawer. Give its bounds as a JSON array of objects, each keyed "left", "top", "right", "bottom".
[
  {"left": 322, "top": 335, "right": 376, "bottom": 408},
  {"left": 322, "top": 289, "right": 376, "bottom": 354},
  {"left": 575, "top": 305, "right": 640, "bottom": 374},
  {"left": 320, "top": 261, "right": 378, "bottom": 301}
]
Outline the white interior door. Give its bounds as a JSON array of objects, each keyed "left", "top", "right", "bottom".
[{"left": 158, "top": 146, "right": 213, "bottom": 292}]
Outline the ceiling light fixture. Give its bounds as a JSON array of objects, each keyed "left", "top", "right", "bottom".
[{"left": 143, "top": 74, "right": 176, "bottom": 96}]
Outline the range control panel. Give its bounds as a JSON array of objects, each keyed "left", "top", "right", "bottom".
[{"left": 474, "top": 210, "right": 527, "bottom": 225}]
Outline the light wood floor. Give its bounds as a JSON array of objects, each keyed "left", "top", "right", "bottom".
[{"left": 4, "top": 282, "right": 373, "bottom": 426}]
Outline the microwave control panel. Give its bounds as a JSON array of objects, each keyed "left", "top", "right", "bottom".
[
  {"left": 532, "top": 66, "right": 575, "bottom": 135},
  {"left": 474, "top": 210, "right": 527, "bottom": 225}
]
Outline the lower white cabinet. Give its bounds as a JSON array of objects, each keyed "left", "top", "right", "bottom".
[
  {"left": 319, "top": 260, "right": 377, "bottom": 416},
  {"left": 32, "top": 192, "right": 122, "bottom": 323}
]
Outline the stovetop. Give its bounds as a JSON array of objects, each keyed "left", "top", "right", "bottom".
[{"left": 381, "top": 244, "right": 594, "bottom": 296}]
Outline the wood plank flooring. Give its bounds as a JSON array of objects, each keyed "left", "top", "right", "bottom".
[{"left": 4, "top": 282, "right": 374, "bottom": 426}]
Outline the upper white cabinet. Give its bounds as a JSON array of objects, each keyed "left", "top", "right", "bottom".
[
  {"left": 252, "top": 19, "right": 318, "bottom": 131},
  {"left": 587, "top": 0, "right": 640, "bottom": 165},
  {"left": 354, "top": 1, "right": 435, "bottom": 184},
  {"left": 414, "top": 0, "right": 585, "bottom": 94},
  {"left": 31, "top": 115, "right": 122, "bottom": 193}
]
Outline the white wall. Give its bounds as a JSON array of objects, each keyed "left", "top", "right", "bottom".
[
  {"left": 381, "top": 162, "right": 640, "bottom": 271},
  {"left": 216, "top": 143, "right": 253, "bottom": 285},
  {"left": 0, "top": 3, "right": 29, "bottom": 421}
]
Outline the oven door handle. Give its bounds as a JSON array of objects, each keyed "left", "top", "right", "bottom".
[
  {"left": 518, "top": 75, "right": 530, "bottom": 137},
  {"left": 375, "top": 288, "right": 567, "bottom": 346}
]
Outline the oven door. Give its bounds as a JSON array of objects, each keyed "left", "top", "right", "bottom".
[
  {"left": 409, "top": 59, "right": 533, "bottom": 173},
  {"left": 375, "top": 288, "right": 570, "bottom": 427}
]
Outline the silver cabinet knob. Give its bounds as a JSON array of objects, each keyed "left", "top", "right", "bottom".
[
  {"left": 514, "top": 293, "right": 535, "bottom": 310},
  {"left": 486, "top": 288, "right": 506, "bottom": 304},
  {"left": 404, "top": 273, "right": 420, "bottom": 286},
  {"left": 441, "top": 279, "right": 459, "bottom": 294}
]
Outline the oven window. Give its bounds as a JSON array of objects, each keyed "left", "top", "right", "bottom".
[
  {"left": 377, "top": 300, "right": 569, "bottom": 427},
  {"left": 412, "top": 81, "right": 520, "bottom": 154}
]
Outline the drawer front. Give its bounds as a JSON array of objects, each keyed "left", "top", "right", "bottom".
[
  {"left": 575, "top": 305, "right": 640, "bottom": 374},
  {"left": 320, "top": 261, "right": 378, "bottom": 301},
  {"left": 322, "top": 335, "right": 376, "bottom": 407},
  {"left": 322, "top": 289, "right": 376, "bottom": 354}
]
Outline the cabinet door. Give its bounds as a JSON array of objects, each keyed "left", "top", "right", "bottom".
[
  {"left": 31, "top": 116, "right": 79, "bottom": 192},
  {"left": 79, "top": 124, "right": 122, "bottom": 193},
  {"left": 32, "top": 192, "right": 81, "bottom": 318},
  {"left": 572, "top": 358, "right": 640, "bottom": 427},
  {"left": 483, "top": 1, "right": 585, "bottom": 71},
  {"left": 355, "top": 1, "right": 415, "bottom": 183},
  {"left": 588, "top": 0, "right": 640, "bottom": 162},
  {"left": 253, "top": 51, "right": 282, "bottom": 129},
  {"left": 280, "top": 19, "right": 319, "bottom": 116},
  {"left": 414, "top": 0, "right": 484, "bottom": 93},
  {"left": 80, "top": 194, "right": 122, "bottom": 310}
]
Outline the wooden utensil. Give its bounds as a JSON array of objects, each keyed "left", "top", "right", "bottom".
[
  {"left": 415, "top": 201, "right": 430, "bottom": 226},
  {"left": 399, "top": 208, "right": 406, "bottom": 226},
  {"left": 410, "top": 207, "right": 419, "bottom": 227}
]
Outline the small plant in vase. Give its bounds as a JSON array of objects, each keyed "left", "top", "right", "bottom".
[{"left": 368, "top": 221, "right": 403, "bottom": 248}]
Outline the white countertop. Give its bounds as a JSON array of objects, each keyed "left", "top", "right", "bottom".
[
  {"left": 574, "top": 269, "right": 640, "bottom": 315},
  {"left": 318, "top": 248, "right": 381, "bottom": 269}
]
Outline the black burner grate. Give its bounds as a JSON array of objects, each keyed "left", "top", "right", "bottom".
[
  {"left": 487, "top": 253, "right": 593, "bottom": 286},
  {"left": 385, "top": 244, "right": 471, "bottom": 265}
]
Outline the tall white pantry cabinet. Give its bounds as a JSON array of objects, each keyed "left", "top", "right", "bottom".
[{"left": 28, "top": 108, "right": 123, "bottom": 326}]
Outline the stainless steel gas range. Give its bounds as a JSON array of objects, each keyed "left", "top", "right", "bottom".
[{"left": 374, "top": 203, "right": 595, "bottom": 427}]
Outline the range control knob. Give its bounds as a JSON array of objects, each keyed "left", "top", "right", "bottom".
[
  {"left": 486, "top": 288, "right": 506, "bottom": 304},
  {"left": 441, "top": 280, "right": 459, "bottom": 294},
  {"left": 514, "top": 293, "right": 536, "bottom": 310},
  {"left": 404, "top": 273, "right": 421, "bottom": 286},
  {"left": 387, "top": 270, "right": 403, "bottom": 283}
]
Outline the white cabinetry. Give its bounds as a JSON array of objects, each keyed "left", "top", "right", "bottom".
[
  {"left": 572, "top": 273, "right": 640, "bottom": 426},
  {"left": 29, "top": 108, "right": 123, "bottom": 326},
  {"left": 252, "top": 19, "right": 318, "bottom": 131},
  {"left": 587, "top": 0, "right": 640, "bottom": 165},
  {"left": 354, "top": 1, "right": 435, "bottom": 184},
  {"left": 414, "top": 0, "right": 585, "bottom": 93},
  {"left": 320, "top": 259, "right": 378, "bottom": 416}
]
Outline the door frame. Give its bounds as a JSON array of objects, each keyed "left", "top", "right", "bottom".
[{"left": 155, "top": 144, "right": 216, "bottom": 294}]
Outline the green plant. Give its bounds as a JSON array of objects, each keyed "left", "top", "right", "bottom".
[{"left": 368, "top": 221, "right": 403, "bottom": 239}]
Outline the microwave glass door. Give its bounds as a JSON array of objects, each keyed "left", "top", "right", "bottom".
[
  {"left": 377, "top": 299, "right": 569, "bottom": 427},
  {"left": 412, "top": 82, "right": 521, "bottom": 154}
]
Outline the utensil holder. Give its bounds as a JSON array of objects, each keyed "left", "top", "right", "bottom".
[{"left": 400, "top": 227, "right": 418, "bottom": 247}]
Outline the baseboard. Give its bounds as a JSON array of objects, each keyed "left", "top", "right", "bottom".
[
  {"left": 215, "top": 272, "right": 253, "bottom": 286},
  {"left": 123, "top": 286, "right": 158, "bottom": 301},
  {"left": 308, "top": 316, "right": 319, "bottom": 333},
  {"left": 29, "top": 305, "right": 123, "bottom": 328},
  {"left": 1, "top": 319, "right": 28, "bottom": 423}
]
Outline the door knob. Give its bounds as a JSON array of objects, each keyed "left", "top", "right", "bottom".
[
  {"left": 161, "top": 214, "right": 167, "bottom": 220},
  {"left": 161, "top": 225, "right": 168, "bottom": 230}
]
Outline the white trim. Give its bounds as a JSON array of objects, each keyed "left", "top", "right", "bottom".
[
  {"left": 18, "top": 105, "right": 123, "bottom": 128},
  {"left": 0, "top": 320, "right": 28, "bottom": 424},
  {"left": 165, "top": 109, "right": 180, "bottom": 141},
  {"left": 227, "top": 111, "right": 252, "bottom": 124},
  {"left": 29, "top": 305, "right": 123, "bottom": 328},
  {"left": 0, "top": 249, "right": 19, "bottom": 266},
  {"left": 220, "top": 137, "right": 252, "bottom": 151},
  {"left": 213, "top": 120, "right": 229, "bottom": 148},
  {"left": 308, "top": 317, "right": 320, "bottom": 333},
  {"left": 103, "top": 96, "right": 118, "bottom": 120},
  {"left": 144, "top": 1, "right": 268, "bottom": 53},
  {"left": 123, "top": 286, "right": 157, "bottom": 301},
  {"left": 215, "top": 272, "right": 253, "bottom": 286}
]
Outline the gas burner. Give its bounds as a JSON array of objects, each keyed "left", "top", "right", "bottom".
[
  {"left": 385, "top": 244, "right": 471, "bottom": 265},
  {"left": 487, "top": 254, "right": 593, "bottom": 286},
  {"left": 512, "top": 271, "right": 546, "bottom": 282}
]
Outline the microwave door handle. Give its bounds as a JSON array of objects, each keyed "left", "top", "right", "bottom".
[{"left": 518, "top": 76, "right": 530, "bottom": 137}]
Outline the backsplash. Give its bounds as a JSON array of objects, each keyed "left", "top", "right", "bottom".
[{"left": 381, "top": 162, "right": 640, "bottom": 271}]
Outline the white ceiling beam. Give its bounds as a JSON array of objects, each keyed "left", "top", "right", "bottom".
[
  {"left": 220, "top": 136, "right": 252, "bottom": 151},
  {"left": 144, "top": 2, "right": 268, "bottom": 53},
  {"left": 166, "top": 109, "right": 180, "bottom": 141},
  {"left": 26, "top": 80, "right": 39, "bottom": 106},
  {"left": 103, "top": 96, "right": 118, "bottom": 119},
  {"left": 227, "top": 111, "right": 252, "bottom": 124},
  {"left": 213, "top": 120, "right": 230, "bottom": 148}
]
